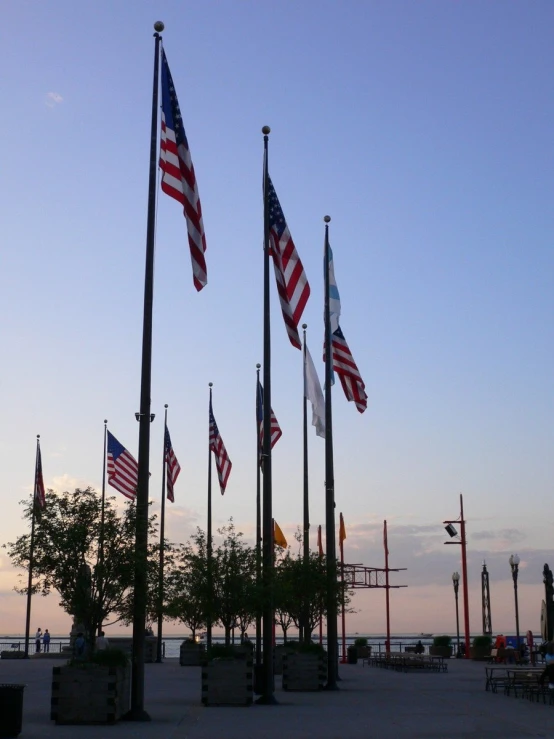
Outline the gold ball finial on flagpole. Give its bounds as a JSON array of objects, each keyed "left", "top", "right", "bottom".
[
  {"left": 302, "top": 323, "right": 307, "bottom": 329},
  {"left": 164, "top": 404, "right": 168, "bottom": 409},
  {"left": 154, "top": 21, "right": 165, "bottom": 32},
  {"left": 261, "top": 126, "right": 271, "bottom": 135},
  {"left": 37, "top": 434, "right": 40, "bottom": 439},
  {"left": 209, "top": 382, "right": 213, "bottom": 387},
  {"left": 324, "top": 215, "right": 331, "bottom": 223},
  {"left": 256, "top": 363, "right": 261, "bottom": 369}
]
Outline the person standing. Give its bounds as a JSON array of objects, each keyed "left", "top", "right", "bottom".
[
  {"left": 42, "top": 629, "right": 51, "bottom": 653},
  {"left": 35, "top": 628, "right": 42, "bottom": 653},
  {"left": 95, "top": 631, "right": 109, "bottom": 651}
]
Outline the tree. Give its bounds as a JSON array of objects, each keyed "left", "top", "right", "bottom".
[
  {"left": 165, "top": 528, "right": 209, "bottom": 640},
  {"left": 274, "top": 544, "right": 352, "bottom": 642},
  {"left": 4, "top": 487, "right": 160, "bottom": 640},
  {"left": 212, "top": 521, "right": 257, "bottom": 645}
]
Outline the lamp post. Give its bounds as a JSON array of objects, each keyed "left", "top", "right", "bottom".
[
  {"left": 509, "top": 554, "right": 521, "bottom": 652},
  {"left": 452, "top": 571, "right": 460, "bottom": 657},
  {"left": 443, "top": 494, "right": 470, "bottom": 658}
]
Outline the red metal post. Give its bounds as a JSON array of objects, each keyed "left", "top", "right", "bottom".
[
  {"left": 384, "top": 520, "right": 391, "bottom": 653},
  {"left": 459, "top": 494, "right": 471, "bottom": 659}
]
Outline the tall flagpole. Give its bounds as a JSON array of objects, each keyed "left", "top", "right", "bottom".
[
  {"left": 255, "top": 363, "right": 262, "bottom": 673},
  {"left": 24, "top": 435, "right": 40, "bottom": 659},
  {"left": 97, "top": 419, "right": 108, "bottom": 636},
  {"left": 323, "top": 215, "right": 338, "bottom": 689},
  {"left": 207, "top": 384, "right": 214, "bottom": 651},
  {"left": 128, "top": 22, "right": 163, "bottom": 721},
  {"left": 259, "top": 125, "right": 276, "bottom": 704},
  {"left": 156, "top": 405, "right": 168, "bottom": 663},
  {"left": 302, "top": 324, "right": 310, "bottom": 643}
]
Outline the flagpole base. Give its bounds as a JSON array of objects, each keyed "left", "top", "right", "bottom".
[
  {"left": 121, "top": 709, "right": 151, "bottom": 722},
  {"left": 255, "top": 693, "right": 279, "bottom": 705},
  {"left": 325, "top": 681, "right": 340, "bottom": 691}
]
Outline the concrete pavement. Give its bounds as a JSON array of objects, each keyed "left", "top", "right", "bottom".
[{"left": 0, "top": 657, "right": 550, "bottom": 738}]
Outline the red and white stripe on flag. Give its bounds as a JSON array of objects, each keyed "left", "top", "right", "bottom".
[
  {"left": 107, "top": 431, "right": 139, "bottom": 500},
  {"left": 328, "top": 327, "right": 367, "bottom": 413},
  {"left": 159, "top": 48, "right": 207, "bottom": 291}
]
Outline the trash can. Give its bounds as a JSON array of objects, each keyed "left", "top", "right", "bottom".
[
  {"left": 0, "top": 684, "right": 25, "bottom": 738},
  {"left": 347, "top": 645, "right": 358, "bottom": 664}
]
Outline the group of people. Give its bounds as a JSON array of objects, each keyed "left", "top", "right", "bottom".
[
  {"left": 34, "top": 627, "right": 51, "bottom": 653},
  {"left": 34, "top": 628, "right": 110, "bottom": 656}
]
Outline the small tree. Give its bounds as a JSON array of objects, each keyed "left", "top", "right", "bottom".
[
  {"left": 212, "top": 521, "right": 257, "bottom": 645},
  {"left": 165, "top": 529, "right": 209, "bottom": 640}
]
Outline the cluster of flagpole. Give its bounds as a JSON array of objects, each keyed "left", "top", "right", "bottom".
[{"left": 23, "top": 22, "right": 369, "bottom": 716}]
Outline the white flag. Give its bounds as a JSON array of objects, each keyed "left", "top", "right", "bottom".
[{"left": 304, "top": 345, "right": 325, "bottom": 438}]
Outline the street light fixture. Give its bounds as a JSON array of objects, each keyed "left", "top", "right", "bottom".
[
  {"left": 509, "top": 554, "right": 521, "bottom": 653},
  {"left": 452, "top": 572, "right": 460, "bottom": 657}
]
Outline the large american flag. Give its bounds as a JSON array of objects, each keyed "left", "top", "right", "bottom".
[
  {"left": 266, "top": 175, "right": 310, "bottom": 349},
  {"left": 107, "top": 431, "right": 139, "bottom": 500},
  {"left": 159, "top": 48, "right": 207, "bottom": 292},
  {"left": 34, "top": 441, "right": 46, "bottom": 510},
  {"left": 164, "top": 425, "right": 181, "bottom": 503},
  {"left": 209, "top": 399, "right": 232, "bottom": 495},
  {"left": 329, "top": 327, "right": 368, "bottom": 414},
  {"left": 257, "top": 380, "right": 282, "bottom": 460}
]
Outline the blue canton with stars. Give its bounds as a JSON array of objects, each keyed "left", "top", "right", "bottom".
[{"left": 160, "top": 49, "right": 189, "bottom": 150}]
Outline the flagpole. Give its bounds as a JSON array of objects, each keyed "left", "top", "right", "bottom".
[
  {"left": 24, "top": 435, "right": 40, "bottom": 659},
  {"left": 323, "top": 215, "right": 338, "bottom": 689},
  {"left": 302, "top": 324, "right": 310, "bottom": 644},
  {"left": 255, "top": 363, "right": 262, "bottom": 673},
  {"left": 340, "top": 514, "right": 347, "bottom": 664},
  {"left": 207, "top": 383, "right": 213, "bottom": 652},
  {"left": 318, "top": 525, "right": 323, "bottom": 646},
  {"left": 97, "top": 419, "right": 108, "bottom": 636},
  {"left": 259, "top": 125, "right": 276, "bottom": 704},
  {"left": 156, "top": 405, "right": 169, "bottom": 663},
  {"left": 384, "top": 520, "right": 391, "bottom": 653},
  {"left": 128, "top": 22, "right": 163, "bottom": 722}
]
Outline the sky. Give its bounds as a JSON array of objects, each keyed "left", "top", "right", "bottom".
[{"left": 0, "top": 0, "right": 552, "bottom": 638}]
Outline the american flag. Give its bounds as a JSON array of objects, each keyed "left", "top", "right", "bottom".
[
  {"left": 257, "top": 380, "right": 282, "bottom": 462},
  {"left": 266, "top": 175, "right": 310, "bottom": 349},
  {"left": 34, "top": 441, "right": 46, "bottom": 510},
  {"left": 209, "top": 398, "right": 232, "bottom": 495},
  {"left": 107, "top": 431, "right": 139, "bottom": 500},
  {"left": 330, "top": 327, "right": 368, "bottom": 414},
  {"left": 159, "top": 48, "right": 207, "bottom": 292},
  {"left": 164, "top": 425, "right": 181, "bottom": 503}
]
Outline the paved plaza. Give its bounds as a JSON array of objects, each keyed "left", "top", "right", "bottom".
[{"left": 0, "top": 657, "right": 551, "bottom": 738}]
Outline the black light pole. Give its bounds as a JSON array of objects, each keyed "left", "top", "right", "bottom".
[
  {"left": 452, "top": 571, "right": 460, "bottom": 657},
  {"left": 207, "top": 383, "right": 213, "bottom": 652},
  {"left": 509, "top": 554, "right": 521, "bottom": 653}
]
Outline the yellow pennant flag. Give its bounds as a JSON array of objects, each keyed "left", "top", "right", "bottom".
[
  {"left": 274, "top": 520, "right": 288, "bottom": 549},
  {"left": 339, "top": 512, "right": 347, "bottom": 545}
]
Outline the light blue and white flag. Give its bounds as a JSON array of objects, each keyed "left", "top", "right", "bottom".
[{"left": 327, "top": 244, "right": 341, "bottom": 334}]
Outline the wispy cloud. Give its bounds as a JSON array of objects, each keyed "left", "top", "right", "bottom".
[{"left": 45, "top": 92, "right": 63, "bottom": 108}]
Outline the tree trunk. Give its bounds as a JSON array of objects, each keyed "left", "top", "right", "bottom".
[{"left": 225, "top": 626, "right": 231, "bottom": 646}]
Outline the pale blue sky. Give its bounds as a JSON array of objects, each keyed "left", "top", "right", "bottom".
[{"left": 0, "top": 1, "right": 552, "bottom": 634}]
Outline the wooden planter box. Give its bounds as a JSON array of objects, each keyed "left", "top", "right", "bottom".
[
  {"left": 50, "top": 664, "right": 130, "bottom": 724},
  {"left": 273, "top": 645, "right": 294, "bottom": 675},
  {"left": 429, "top": 646, "right": 452, "bottom": 658},
  {"left": 180, "top": 641, "right": 206, "bottom": 666},
  {"left": 356, "top": 645, "right": 370, "bottom": 659},
  {"left": 282, "top": 652, "right": 327, "bottom": 691},
  {"left": 470, "top": 646, "right": 492, "bottom": 661},
  {"left": 107, "top": 636, "right": 156, "bottom": 663},
  {"left": 201, "top": 657, "right": 253, "bottom": 706}
]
